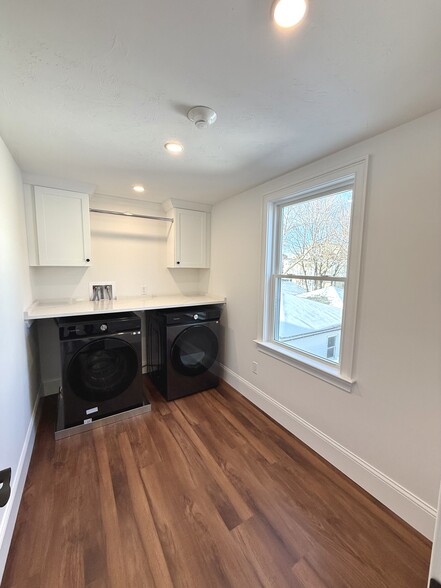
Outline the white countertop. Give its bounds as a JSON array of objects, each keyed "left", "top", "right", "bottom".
[{"left": 25, "top": 294, "right": 226, "bottom": 320}]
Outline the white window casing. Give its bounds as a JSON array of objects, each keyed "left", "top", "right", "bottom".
[{"left": 256, "top": 156, "right": 369, "bottom": 392}]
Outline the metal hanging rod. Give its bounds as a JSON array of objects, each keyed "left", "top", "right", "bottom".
[{"left": 90, "top": 208, "right": 174, "bottom": 223}]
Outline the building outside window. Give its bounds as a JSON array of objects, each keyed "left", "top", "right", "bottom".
[
  {"left": 327, "top": 335, "right": 337, "bottom": 360},
  {"left": 257, "top": 158, "right": 368, "bottom": 391}
]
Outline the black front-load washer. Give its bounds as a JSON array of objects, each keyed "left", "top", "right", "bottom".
[
  {"left": 146, "top": 305, "right": 222, "bottom": 400},
  {"left": 58, "top": 312, "right": 145, "bottom": 428}
]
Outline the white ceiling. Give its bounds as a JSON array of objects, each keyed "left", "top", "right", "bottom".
[{"left": 1, "top": 0, "right": 441, "bottom": 204}]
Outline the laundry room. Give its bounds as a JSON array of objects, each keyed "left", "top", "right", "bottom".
[
  {"left": 29, "top": 189, "right": 214, "bottom": 399},
  {"left": 1, "top": 1, "right": 441, "bottom": 587}
]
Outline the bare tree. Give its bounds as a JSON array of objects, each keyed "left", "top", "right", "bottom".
[{"left": 281, "top": 191, "right": 351, "bottom": 291}]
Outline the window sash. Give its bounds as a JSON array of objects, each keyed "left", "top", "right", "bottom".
[
  {"left": 273, "top": 274, "right": 347, "bottom": 282},
  {"left": 272, "top": 275, "right": 345, "bottom": 363},
  {"left": 275, "top": 185, "right": 354, "bottom": 277}
]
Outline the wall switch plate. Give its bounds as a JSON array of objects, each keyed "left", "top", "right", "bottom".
[
  {"left": 141, "top": 285, "right": 149, "bottom": 296},
  {"left": 252, "top": 361, "right": 258, "bottom": 374},
  {"left": 0, "top": 468, "right": 11, "bottom": 508}
]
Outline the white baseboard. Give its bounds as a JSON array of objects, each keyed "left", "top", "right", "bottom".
[
  {"left": 42, "top": 377, "right": 61, "bottom": 396},
  {"left": 0, "top": 392, "right": 42, "bottom": 583},
  {"left": 219, "top": 363, "right": 437, "bottom": 540}
]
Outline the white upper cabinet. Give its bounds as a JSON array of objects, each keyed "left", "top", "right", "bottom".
[
  {"left": 167, "top": 208, "right": 210, "bottom": 268},
  {"left": 25, "top": 186, "right": 91, "bottom": 266}
]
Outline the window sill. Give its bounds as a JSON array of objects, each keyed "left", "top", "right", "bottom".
[{"left": 254, "top": 340, "right": 354, "bottom": 393}]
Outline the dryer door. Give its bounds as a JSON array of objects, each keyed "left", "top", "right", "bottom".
[
  {"left": 67, "top": 337, "right": 139, "bottom": 402},
  {"left": 170, "top": 324, "right": 218, "bottom": 376}
]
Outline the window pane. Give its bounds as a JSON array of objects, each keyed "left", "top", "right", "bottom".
[
  {"left": 280, "top": 190, "right": 352, "bottom": 278},
  {"left": 275, "top": 278, "right": 345, "bottom": 364}
]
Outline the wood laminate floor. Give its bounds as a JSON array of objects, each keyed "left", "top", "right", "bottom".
[{"left": 2, "top": 378, "right": 431, "bottom": 588}]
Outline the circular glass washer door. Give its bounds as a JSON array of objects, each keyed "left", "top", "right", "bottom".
[
  {"left": 170, "top": 325, "right": 219, "bottom": 376},
  {"left": 67, "top": 337, "right": 139, "bottom": 402}
]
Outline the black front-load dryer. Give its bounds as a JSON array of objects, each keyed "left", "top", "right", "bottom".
[
  {"left": 58, "top": 312, "right": 145, "bottom": 428},
  {"left": 146, "top": 305, "right": 222, "bottom": 400}
]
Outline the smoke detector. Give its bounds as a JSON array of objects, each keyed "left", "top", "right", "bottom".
[{"left": 187, "top": 106, "right": 217, "bottom": 129}]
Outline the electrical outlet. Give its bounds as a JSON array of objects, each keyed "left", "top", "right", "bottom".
[
  {"left": 0, "top": 468, "right": 11, "bottom": 508},
  {"left": 252, "top": 361, "right": 258, "bottom": 374},
  {"left": 141, "top": 285, "right": 148, "bottom": 296}
]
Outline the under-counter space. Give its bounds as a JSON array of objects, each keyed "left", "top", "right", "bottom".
[{"left": 25, "top": 294, "right": 225, "bottom": 321}]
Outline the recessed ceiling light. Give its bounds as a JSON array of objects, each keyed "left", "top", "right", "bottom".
[
  {"left": 133, "top": 185, "right": 145, "bottom": 193},
  {"left": 273, "top": 0, "right": 307, "bottom": 28},
  {"left": 165, "top": 141, "right": 184, "bottom": 154}
]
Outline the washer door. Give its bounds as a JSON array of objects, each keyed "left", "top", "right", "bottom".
[
  {"left": 170, "top": 325, "right": 218, "bottom": 376},
  {"left": 67, "top": 337, "right": 139, "bottom": 402}
]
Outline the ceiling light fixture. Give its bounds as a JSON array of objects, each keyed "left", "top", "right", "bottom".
[
  {"left": 132, "top": 185, "right": 145, "bottom": 193},
  {"left": 187, "top": 106, "right": 217, "bottom": 129},
  {"left": 164, "top": 142, "right": 184, "bottom": 154},
  {"left": 273, "top": 0, "right": 307, "bottom": 28}
]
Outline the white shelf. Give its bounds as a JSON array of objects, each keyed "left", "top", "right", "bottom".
[{"left": 24, "top": 294, "right": 226, "bottom": 320}]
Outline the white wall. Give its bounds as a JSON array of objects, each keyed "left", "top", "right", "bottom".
[
  {"left": 209, "top": 109, "right": 441, "bottom": 538},
  {"left": 0, "top": 137, "right": 41, "bottom": 581}
]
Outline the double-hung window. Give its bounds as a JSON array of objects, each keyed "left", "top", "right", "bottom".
[{"left": 257, "top": 158, "right": 368, "bottom": 391}]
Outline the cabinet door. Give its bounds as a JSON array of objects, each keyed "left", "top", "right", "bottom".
[
  {"left": 34, "top": 187, "right": 91, "bottom": 266},
  {"left": 175, "top": 209, "right": 208, "bottom": 268}
]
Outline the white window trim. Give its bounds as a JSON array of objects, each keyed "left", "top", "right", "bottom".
[{"left": 255, "top": 156, "right": 369, "bottom": 392}]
